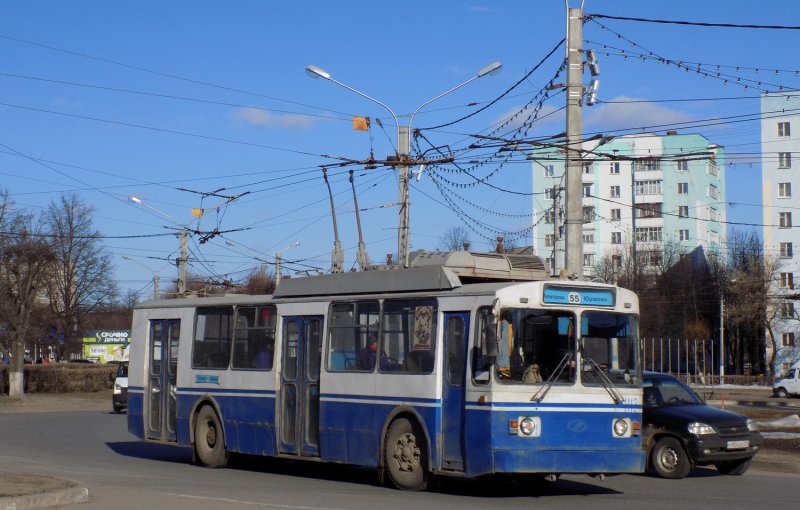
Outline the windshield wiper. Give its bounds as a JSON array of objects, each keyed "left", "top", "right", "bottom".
[
  {"left": 531, "top": 352, "right": 573, "bottom": 403},
  {"left": 582, "top": 357, "right": 624, "bottom": 404}
]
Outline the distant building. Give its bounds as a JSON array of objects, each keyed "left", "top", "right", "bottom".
[
  {"left": 762, "top": 91, "right": 800, "bottom": 372},
  {"left": 530, "top": 132, "right": 725, "bottom": 278}
]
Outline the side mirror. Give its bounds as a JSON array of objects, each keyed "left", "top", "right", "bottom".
[{"left": 483, "top": 322, "right": 498, "bottom": 358}]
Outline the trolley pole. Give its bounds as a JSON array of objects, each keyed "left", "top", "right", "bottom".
[{"left": 564, "top": 6, "right": 584, "bottom": 277}]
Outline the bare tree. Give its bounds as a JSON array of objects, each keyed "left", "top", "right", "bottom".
[
  {"left": 44, "top": 194, "right": 118, "bottom": 359},
  {"left": 438, "top": 226, "right": 471, "bottom": 252},
  {"left": 0, "top": 203, "right": 55, "bottom": 398},
  {"left": 237, "top": 266, "right": 276, "bottom": 295}
]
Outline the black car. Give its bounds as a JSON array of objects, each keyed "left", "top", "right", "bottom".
[{"left": 642, "top": 372, "right": 762, "bottom": 479}]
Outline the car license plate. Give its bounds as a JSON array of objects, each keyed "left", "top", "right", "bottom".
[{"left": 727, "top": 440, "right": 749, "bottom": 450}]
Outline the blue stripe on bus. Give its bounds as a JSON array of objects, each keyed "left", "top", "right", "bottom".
[{"left": 128, "top": 389, "right": 644, "bottom": 475}]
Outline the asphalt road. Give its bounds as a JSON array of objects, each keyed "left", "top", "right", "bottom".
[{"left": 0, "top": 407, "right": 798, "bottom": 510}]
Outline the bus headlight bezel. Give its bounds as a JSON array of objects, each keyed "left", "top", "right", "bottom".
[{"left": 612, "top": 417, "right": 631, "bottom": 438}]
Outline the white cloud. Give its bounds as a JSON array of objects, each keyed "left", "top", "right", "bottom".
[
  {"left": 585, "top": 96, "right": 693, "bottom": 132},
  {"left": 232, "top": 107, "right": 313, "bottom": 129}
]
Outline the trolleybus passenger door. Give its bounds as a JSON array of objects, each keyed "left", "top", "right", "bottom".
[
  {"left": 146, "top": 319, "right": 180, "bottom": 442},
  {"left": 279, "top": 316, "right": 323, "bottom": 457},
  {"left": 442, "top": 312, "right": 469, "bottom": 471}
]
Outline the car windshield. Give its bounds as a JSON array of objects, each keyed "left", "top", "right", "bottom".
[
  {"left": 117, "top": 363, "right": 128, "bottom": 377},
  {"left": 644, "top": 377, "right": 704, "bottom": 407}
]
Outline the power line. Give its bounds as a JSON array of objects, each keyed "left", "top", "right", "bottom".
[{"left": 586, "top": 13, "right": 800, "bottom": 30}]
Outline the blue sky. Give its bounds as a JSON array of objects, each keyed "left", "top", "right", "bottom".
[{"left": 0, "top": 1, "right": 797, "bottom": 298}]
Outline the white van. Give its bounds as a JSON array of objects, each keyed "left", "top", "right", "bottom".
[
  {"left": 112, "top": 361, "right": 129, "bottom": 413},
  {"left": 773, "top": 360, "right": 800, "bottom": 398}
]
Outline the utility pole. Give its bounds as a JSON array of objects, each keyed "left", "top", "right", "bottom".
[
  {"left": 177, "top": 230, "right": 187, "bottom": 296},
  {"left": 564, "top": 6, "right": 584, "bottom": 277}
]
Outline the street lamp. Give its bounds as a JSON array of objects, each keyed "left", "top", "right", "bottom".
[
  {"left": 305, "top": 61, "right": 502, "bottom": 268},
  {"left": 122, "top": 255, "right": 160, "bottom": 300},
  {"left": 128, "top": 195, "right": 189, "bottom": 295},
  {"left": 275, "top": 241, "right": 300, "bottom": 284}
]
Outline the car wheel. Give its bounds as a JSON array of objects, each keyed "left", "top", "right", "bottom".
[
  {"left": 384, "top": 417, "right": 428, "bottom": 491},
  {"left": 112, "top": 404, "right": 122, "bottom": 414},
  {"left": 715, "top": 458, "right": 751, "bottom": 476},
  {"left": 775, "top": 387, "right": 789, "bottom": 398},
  {"left": 651, "top": 437, "right": 691, "bottom": 479},
  {"left": 194, "top": 405, "right": 228, "bottom": 468}
]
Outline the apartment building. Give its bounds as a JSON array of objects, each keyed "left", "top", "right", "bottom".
[
  {"left": 531, "top": 132, "right": 726, "bottom": 278},
  {"left": 762, "top": 91, "right": 800, "bottom": 372}
]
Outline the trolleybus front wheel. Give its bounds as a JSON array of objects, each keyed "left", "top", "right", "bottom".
[
  {"left": 194, "top": 405, "right": 228, "bottom": 468},
  {"left": 384, "top": 417, "right": 428, "bottom": 491}
]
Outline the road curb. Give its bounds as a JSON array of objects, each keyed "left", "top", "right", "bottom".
[{"left": 0, "top": 485, "right": 89, "bottom": 510}]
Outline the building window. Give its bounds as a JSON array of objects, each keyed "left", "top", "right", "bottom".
[
  {"left": 707, "top": 159, "right": 719, "bottom": 176},
  {"left": 611, "top": 255, "right": 622, "bottom": 271},
  {"left": 583, "top": 184, "right": 592, "bottom": 197},
  {"left": 611, "top": 232, "right": 622, "bottom": 244},
  {"left": 583, "top": 253, "right": 595, "bottom": 267},
  {"left": 679, "top": 229, "right": 690, "bottom": 241},
  {"left": 779, "top": 152, "right": 792, "bottom": 169},
  {"left": 583, "top": 232, "right": 594, "bottom": 243},
  {"left": 782, "top": 332, "right": 796, "bottom": 347},
  {"left": 710, "top": 231, "right": 720, "bottom": 245},
  {"left": 583, "top": 206, "right": 595, "bottom": 222},
  {"left": 634, "top": 158, "right": 661, "bottom": 172},
  {"left": 610, "top": 185, "right": 621, "bottom": 198},
  {"left": 781, "top": 302, "right": 795, "bottom": 319},
  {"left": 780, "top": 242, "right": 793, "bottom": 258},
  {"left": 545, "top": 234, "right": 554, "bottom": 247},
  {"left": 544, "top": 187, "right": 555, "bottom": 200},
  {"left": 639, "top": 250, "right": 663, "bottom": 267},
  {"left": 635, "top": 179, "right": 662, "bottom": 195},
  {"left": 779, "top": 182, "right": 792, "bottom": 198},
  {"left": 707, "top": 184, "right": 719, "bottom": 200},
  {"left": 677, "top": 159, "right": 688, "bottom": 172},
  {"left": 678, "top": 206, "right": 689, "bottom": 218},
  {"left": 677, "top": 182, "right": 688, "bottom": 195},
  {"left": 610, "top": 208, "right": 621, "bottom": 221},
  {"left": 544, "top": 165, "right": 554, "bottom": 177},
  {"left": 636, "top": 202, "right": 662, "bottom": 219},
  {"left": 582, "top": 162, "right": 593, "bottom": 174},
  {"left": 778, "top": 121, "right": 791, "bottom": 137},
  {"left": 708, "top": 207, "right": 718, "bottom": 222},
  {"left": 635, "top": 227, "right": 663, "bottom": 242},
  {"left": 610, "top": 162, "right": 620, "bottom": 174},
  {"left": 780, "top": 272, "right": 794, "bottom": 289},
  {"left": 780, "top": 212, "right": 793, "bottom": 228}
]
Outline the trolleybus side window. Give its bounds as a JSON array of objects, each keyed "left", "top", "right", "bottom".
[
  {"left": 580, "top": 312, "right": 639, "bottom": 385},
  {"left": 472, "top": 307, "right": 495, "bottom": 384},
  {"left": 192, "top": 307, "right": 233, "bottom": 370},
  {"left": 380, "top": 299, "right": 437, "bottom": 374},
  {"left": 326, "top": 301, "right": 380, "bottom": 372},
  {"left": 232, "top": 305, "right": 277, "bottom": 370}
]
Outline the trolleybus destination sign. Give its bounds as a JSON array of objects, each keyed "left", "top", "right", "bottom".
[{"left": 542, "top": 285, "right": 615, "bottom": 307}]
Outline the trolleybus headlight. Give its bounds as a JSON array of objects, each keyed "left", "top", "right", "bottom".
[
  {"left": 519, "top": 417, "right": 536, "bottom": 436},
  {"left": 612, "top": 418, "right": 630, "bottom": 438}
]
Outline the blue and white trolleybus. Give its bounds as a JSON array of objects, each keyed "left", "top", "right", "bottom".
[{"left": 127, "top": 251, "right": 644, "bottom": 490}]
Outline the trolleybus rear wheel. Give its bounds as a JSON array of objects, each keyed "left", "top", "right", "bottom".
[
  {"left": 194, "top": 405, "right": 228, "bottom": 468},
  {"left": 385, "top": 417, "right": 428, "bottom": 491}
]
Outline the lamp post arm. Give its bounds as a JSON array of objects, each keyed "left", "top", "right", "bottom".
[
  {"left": 326, "top": 76, "right": 399, "bottom": 136},
  {"left": 408, "top": 75, "right": 479, "bottom": 132}
]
